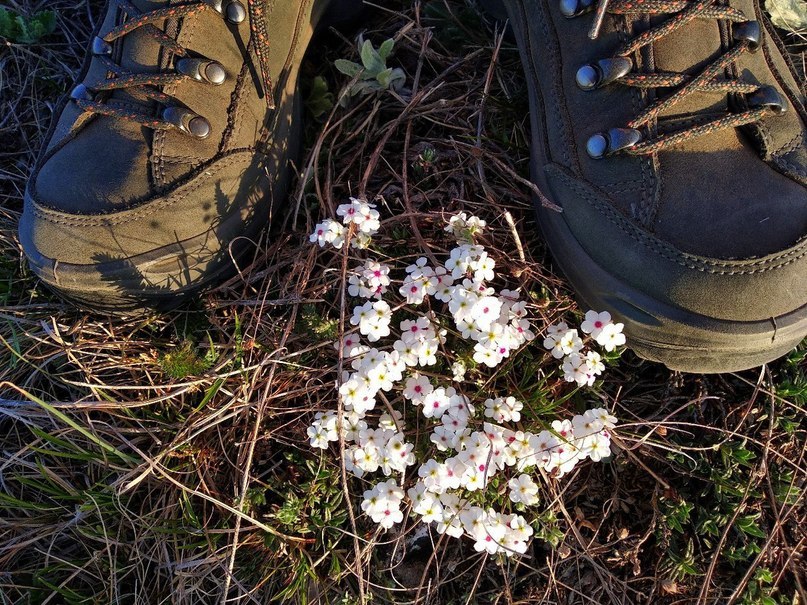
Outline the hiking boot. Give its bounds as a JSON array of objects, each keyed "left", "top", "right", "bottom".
[
  {"left": 20, "top": 0, "right": 361, "bottom": 311},
  {"left": 499, "top": 0, "right": 807, "bottom": 372}
]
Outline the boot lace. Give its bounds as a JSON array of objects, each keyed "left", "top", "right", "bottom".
[
  {"left": 70, "top": 0, "right": 274, "bottom": 138},
  {"left": 566, "top": 0, "right": 789, "bottom": 158}
]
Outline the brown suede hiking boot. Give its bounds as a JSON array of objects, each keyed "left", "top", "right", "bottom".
[
  {"left": 499, "top": 0, "right": 807, "bottom": 372},
  {"left": 20, "top": 0, "right": 360, "bottom": 311}
]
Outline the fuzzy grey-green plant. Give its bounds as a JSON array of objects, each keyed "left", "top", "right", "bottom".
[{"left": 335, "top": 37, "right": 406, "bottom": 105}]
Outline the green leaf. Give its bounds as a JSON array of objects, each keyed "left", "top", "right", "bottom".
[
  {"left": 754, "top": 568, "right": 774, "bottom": 584},
  {"left": 378, "top": 38, "right": 395, "bottom": 61},
  {"left": 375, "top": 67, "right": 394, "bottom": 89},
  {"left": 305, "top": 75, "right": 334, "bottom": 118},
  {"left": 736, "top": 514, "right": 766, "bottom": 539},
  {"left": 10, "top": 385, "right": 138, "bottom": 464},
  {"left": 388, "top": 67, "right": 406, "bottom": 91},
  {"left": 359, "top": 39, "right": 384, "bottom": 73},
  {"left": 334, "top": 59, "right": 362, "bottom": 77}
]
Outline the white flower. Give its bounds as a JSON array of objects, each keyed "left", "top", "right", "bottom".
[
  {"left": 509, "top": 318, "right": 535, "bottom": 343},
  {"left": 509, "top": 300, "right": 528, "bottom": 320},
  {"left": 338, "top": 375, "right": 377, "bottom": 414},
  {"left": 595, "top": 322, "right": 626, "bottom": 352},
  {"left": 562, "top": 353, "right": 594, "bottom": 387},
  {"left": 392, "top": 339, "right": 418, "bottom": 366},
  {"left": 572, "top": 411, "right": 604, "bottom": 440},
  {"left": 309, "top": 220, "right": 331, "bottom": 247},
  {"left": 446, "top": 212, "right": 487, "bottom": 243},
  {"left": 584, "top": 432, "right": 612, "bottom": 462},
  {"left": 588, "top": 407, "right": 618, "bottom": 429},
  {"left": 335, "top": 333, "right": 364, "bottom": 358},
  {"left": 337, "top": 198, "right": 380, "bottom": 235},
  {"left": 344, "top": 412, "right": 367, "bottom": 442},
  {"left": 336, "top": 200, "right": 360, "bottom": 222},
  {"left": 433, "top": 271, "right": 456, "bottom": 302},
  {"left": 473, "top": 342, "right": 503, "bottom": 368},
  {"left": 348, "top": 260, "right": 391, "bottom": 299},
  {"left": 350, "top": 231, "right": 373, "bottom": 249},
  {"left": 421, "top": 387, "right": 452, "bottom": 419},
  {"left": 405, "top": 257, "right": 430, "bottom": 278},
  {"left": 400, "top": 317, "right": 435, "bottom": 344},
  {"left": 469, "top": 295, "right": 502, "bottom": 330},
  {"left": 379, "top": 409, "right": 404, "bottom": 431},
  {"left": 546, "top": 321, "right": 569, "bottom": 336},
  {"left": 357, "top": 202, "right": 381, "bottom": 234},
  {"left": 580, "top": 310, "right": 612, "bottom": 338},
  {"left": 436, "top": 497, "right": 465, "bottom": 538},
  {"left": 362, "top": 479, "right": 405, "bottom": 529},
  {"left": 353, "top": 446, "right": 380, "bottom": 475},
  {"left": 544, "top": 328, "right": 583, "bottom": 359},
  {"left": 403, "top": 374, "right": 433, "bottom": 403},
  {"left": 508, "top": 474, "right": 540, "bottom": 506},
  {"left": 430, "top": 426, "right": 455, "bottom": 451},
  {"left": 307, "top": 424, "right": 330, "bottom": 449},
  {"left": 309, "top": 218, "right": 345, "bottom": 249},
  {"left": 350, "top": 301, "right": 392, "bottom": 342},
  {"left": 350, "top": 301, "right": 373, "bottom": 328},
  {"left": 382, "top": 433, "right": 415, "bottom": 474},
  {"left": 416, "top": 340, "right": 438, "bottom": 366},
  {"left": 472, "top": 252, "right": 496, "bottom": 282},
  {"left": 445, "top": 244, "right": 484, "bottom": 279},
  {"left": 585, "top": 350, "right": 605, "bottom": 376},
  {"left": 399, "top": 274, "right": 428, "bottom": 304},
  {"left": 417, "top": 459, "right": 447, "bottom": 492},
  {"left": 451, "top": 361, "right": 466, "bottom": 382}
]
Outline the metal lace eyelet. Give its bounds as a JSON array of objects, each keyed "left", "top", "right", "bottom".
[
  {"left": 176, "top": 58, "right": 227, "bottom": 85},
  {"left": 559, "top": 0, "right": 595, "bottom": 18},
  {"left": 207, "top": 0, "right": 246, "bottom": 23},
  {"left": 747, "top": 86, "right": 787, "bottom": 115},
  {"left": 733, "top": 21, "right": 761, "bottom": 52},
  {"left": 92, "top": 36, "right": 112, "bottom": 56},
  {"left": 70, "top": 84, "right": 97, "bottom": 102},
  {"left": 225, "top": 1, "right": 246, "bottom": 23},
  {"left": 586, "top": 128, "right": 642, "bottom": 159},
  {"left": 576, "top": 57, "right": 633, "bottom": 90},
  {"left": 162, "top": 106, "right": 211, "bottom": 138}
]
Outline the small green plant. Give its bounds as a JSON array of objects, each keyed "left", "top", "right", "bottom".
[
  {"left": 158, "top": 338, "right": 218, "bottom": 379},
  {"left": 335, "top": 37, "right": 406, "bottom": 105},
  {"left": 0, "top": 8, "right": 56, "bottom": 44},
  {"left": 739, "top": 568, "right": 780, "bottom": 605},
  {"left": 299, "top": 303, "right": 339, "bottom": 339},
  {"left": 412, "top": 145, "right": 438, "bottom": 179},
  {"left": 305, "top": 75, "right": 335, "bottom": 118}
]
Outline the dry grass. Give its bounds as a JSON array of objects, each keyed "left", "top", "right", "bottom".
[{"left": 0, "top": 1, "right": 805, "bottom": 604}]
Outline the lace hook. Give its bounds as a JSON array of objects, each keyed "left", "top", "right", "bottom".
[{"left": 588, "top": 0, "right": 611, "bottom": 39}]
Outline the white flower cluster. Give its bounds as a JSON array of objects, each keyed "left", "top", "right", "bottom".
[
  {"left": 445, "top": 211, "right": 487, "bottom": 243},
  {"left": 307, "top": 208, "right": 620, "bottom": 557},
  {"left": 309, "top": 197, "right": 381, "bottom": 250},
  {"left": 361, "top": 479, "right": 405, "bottom": 529},
  {"left": 543, "top": 310, "right": 625, "bottom": 387},
  {"left": 348, "top": 260, "right": 391, "bottom": 299},
  {"left": 397, "top": 407, "right": 616, "bottom": 556}
]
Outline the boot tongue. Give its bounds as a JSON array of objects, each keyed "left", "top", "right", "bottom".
[
  {"left": 110, "top": 0, "right": 177, "bottom": 110},
  {"left": 651, "top": 14, "right": 727, "bottom": 122}
]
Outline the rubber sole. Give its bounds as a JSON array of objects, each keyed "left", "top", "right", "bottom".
[
  {"left": 505, "top": 0, "right": 807, "bottom": 373},
  {"left": 539, "top": 205, "right": 807, "bottom": 372},
  {"left": 22, "top": 211, "right": 259, "bottom": 312}
]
